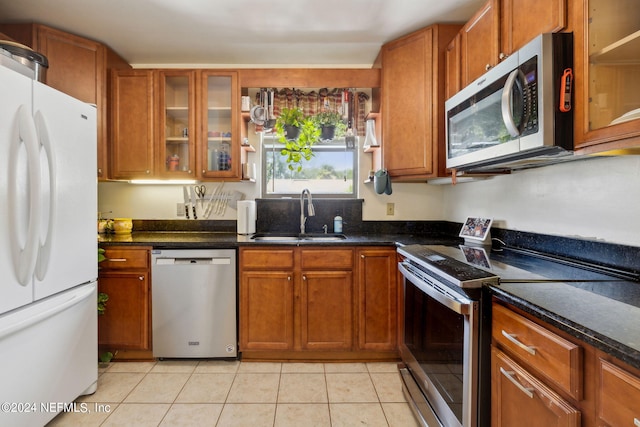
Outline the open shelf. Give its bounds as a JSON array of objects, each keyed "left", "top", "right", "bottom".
[{"left": 590, "top": 30, "right": 640, "bottom": 64}]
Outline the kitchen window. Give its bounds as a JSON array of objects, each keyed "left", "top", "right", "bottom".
[{"left": 262, "top": 137, "right": 357, "bottom": 198}]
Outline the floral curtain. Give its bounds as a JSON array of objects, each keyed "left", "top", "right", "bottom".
[{"left": 254, "top": 88, "right": 370, "bottom": 136}]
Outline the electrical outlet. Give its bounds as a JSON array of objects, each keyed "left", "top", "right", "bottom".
[
  {"left": 386, "top": 203, "right": 395, "bottom": 216},
  {"left": 177, "top": 203, "right": 185, "bottom": 216}
]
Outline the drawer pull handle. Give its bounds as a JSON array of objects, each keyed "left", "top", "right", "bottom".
[
  {"left": 634, "top": 418, "right": 640, "bottom": 427},
  {"left": 502, "top": 330, "right": 536, "bottom": 355},
  {"left": 500, "top": 367, "right": 534, "bottom": 399},
  {"left": 106, "top": 258, "right": 127, "bottom": 262}
]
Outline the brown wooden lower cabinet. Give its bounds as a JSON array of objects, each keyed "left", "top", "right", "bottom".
[
  {"left": 98, "top": 246, "right": 152, "bottom": 354},
  {"left": 239, "top": 270, "right": 294, "bottom": 351},
  {"left": 492, "top": 300, "right": 640, "bottom": 426},
  {"left": 239, "top": 246, "right": 398, "bottom": 360},
  {"left": 598, "top": 359, "right": 640, "bottom": 427},
  {"left": 357, "top": 247, "right": 398, "bottom": 351},
  {"left": 300, "top": 270, "right": 353, "bottom": 350}
]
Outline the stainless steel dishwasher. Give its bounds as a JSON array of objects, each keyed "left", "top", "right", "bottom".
[{"left": 151, "top": 249, "right": 237, "bottom": 359}]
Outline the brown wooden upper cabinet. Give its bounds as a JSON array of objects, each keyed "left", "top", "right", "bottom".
[
  {"left": 454, "top": 0, "right": 567, "bottom": 90},
  {"left": 381, "top": 24, "right": 462, "bottom": 180},
  {"left": 156, "top": 70, "right": 197, "bottom": 179},
  {"left": 110, "top": 70, "right": 155, "bottom": 180},
  {"left": 0, "top": 23, "right": 131, "bottom": 180},
  {"left": 198, "top": 71, "right": 240, "bottom": 180},
  {"left": 572, "top": 0, "right": 640, "bottom": 153},
  {"left": 110, "top": 69, "right": 240, "bottom": 181}
]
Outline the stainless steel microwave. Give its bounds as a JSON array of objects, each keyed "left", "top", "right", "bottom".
[{"left": 445, "top": 33, "right": 574, "bottom": 172}]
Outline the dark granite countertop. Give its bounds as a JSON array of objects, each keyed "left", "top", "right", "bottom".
[
  {"left": 488, "top": 279, "right": 640, "bottom": 371},
  {"left": 97, "top": 231, "right": 459, "bottom": 248}
]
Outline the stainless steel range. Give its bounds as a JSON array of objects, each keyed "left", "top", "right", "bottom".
[
  {"left": 397, "top": 243, "right": 630, "bottom": 427},
  {"left": 398, "top": 245, "right": 497, "bottom": 427}
]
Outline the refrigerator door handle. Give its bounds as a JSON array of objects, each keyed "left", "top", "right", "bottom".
[
  {"left": 0, "top": 283, "right": 96, "bottom": 340},
  {"left": 8, "top": 105, "right": 42, "bottom": 286},
  {"left": 34, "top": 111, "right": 56, "bottom": 281}
]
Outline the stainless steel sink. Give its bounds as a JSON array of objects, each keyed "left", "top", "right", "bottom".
[
  {"left": 251, "top": 233, "right": 347, "bottom": 242},
  {"left": 251, "top": 234, "right": 299, "bottom": 241},
  {"left": 301, "top": 234, "right": 347, "bottom": 241}
]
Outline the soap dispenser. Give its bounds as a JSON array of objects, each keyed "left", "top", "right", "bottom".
[{"left": 333, "top": 212, "right": 343, "bottom": 233}]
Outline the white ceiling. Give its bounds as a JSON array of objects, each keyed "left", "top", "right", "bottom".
[{"left": 0, "top": 0, "right": 483, "bottom": 67}]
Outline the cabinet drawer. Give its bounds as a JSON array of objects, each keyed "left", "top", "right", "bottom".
[
  {"left": 493, "top": 304, "right": 582, "bottom": 399},
  {"left": 492, "top": 347, "right": 580, "bottom": 426},
  {"left": 100, "top": 247, "right": 149, "bottom": 270},
  {"left": 300, "top": 248, "right": 353, "bottom": 269},
  {"left": 599, "top": 359, "right": 640, "bottom": 426},
  {"left": 240, "top": 248, "right": 295, "bottom": 270}
]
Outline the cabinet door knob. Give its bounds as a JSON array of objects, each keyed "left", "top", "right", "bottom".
[
  {"left": 302, "top": 275, "right": 307, "bottom": 281},
  {"left": 361, "top": 254, "right": 366, "bottom": 259},
  {"left": 202, "top": 170, "right": 206, "bottom": 174},
  {"left": 287, "top": 276, "right": 291, "bottom": 281},
  {"left": 485, "top": 64, "right": 492, "bottom": 71},
  {"left": 138, "top": 276, "right": 144, "bottom": 281},
  {"left": 145, "top": 170, "right": 150, "bottom": 174},
  {"left": 499, "top": 52, "right": 507, "bottom": 60}
]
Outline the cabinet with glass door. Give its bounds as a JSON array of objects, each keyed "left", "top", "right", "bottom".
[
  {"left": 156, "top": 70, "right": 196, "bottom": 178},
  {"left": 199, "top": 71, "right": 239, "bottom": 179},
  {"left": 574, "top": 0, "right": 640, "bottom": 152}
]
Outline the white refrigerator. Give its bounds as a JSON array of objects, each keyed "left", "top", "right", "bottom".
[{"left": 0, "top": 61, "right": 98, "bottom": 426}]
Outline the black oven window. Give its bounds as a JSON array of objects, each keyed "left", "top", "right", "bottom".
[{"left": 404, "top": 280, "right": 465, "bottom": 421}]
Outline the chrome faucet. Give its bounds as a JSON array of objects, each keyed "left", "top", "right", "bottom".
[{"left": 300, "top": 188, "right": 315, "bottom": 234}]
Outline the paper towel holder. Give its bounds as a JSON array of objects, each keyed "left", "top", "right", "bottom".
[{"left": 236, "top": 200, "right": 256, "bottom": 235}]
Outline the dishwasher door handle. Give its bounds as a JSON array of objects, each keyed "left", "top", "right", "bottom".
[{"left": 157, "top": 257, "right": 231, "bottom": 265}]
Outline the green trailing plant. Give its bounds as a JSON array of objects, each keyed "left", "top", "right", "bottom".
[
  {"left": 280, "top": 118, "right": 320, "bottom": 172},
  {"left": 274, "top": 107, "right": 305, "bottom": 134},
  {"left": 313, "top": 110, "right": 343, "bottom": 126},
  {"left": 313, "top": 110, "right": 347, "bottom": 140},
  {"left": 97, "top": 292, "right": 109, "bottom": 315},
  {"left": 97, "top": 247, "right": 108, "bottom": 315},
  {"left": 97, "top": 247, "right": 114, "bottom": 364}
]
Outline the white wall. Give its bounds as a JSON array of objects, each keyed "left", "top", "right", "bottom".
[
  {"left": 98, "top": 143, "right": 640, "bottom": 248},
  {"left": 442, "top": 155, "right": 640, "bottom": 247}
]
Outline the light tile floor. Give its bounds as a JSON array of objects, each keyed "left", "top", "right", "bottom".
[{"left": 47, "top": 360, "right": 420, "bottom": 427}]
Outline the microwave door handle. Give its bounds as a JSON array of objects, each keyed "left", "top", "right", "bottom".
[{"left": 501, "top": 69, "right": 523, "bottom": 138}]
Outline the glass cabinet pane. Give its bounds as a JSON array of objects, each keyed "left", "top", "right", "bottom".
[
  {"left": 163, "top": 75, "right": 192, "bottom": 174},
  {"left": 588, "top": 0, "right": 640, "bottom": 130},
  {"left": 203, "top": 75, "right": 233, "bottom": 174}
]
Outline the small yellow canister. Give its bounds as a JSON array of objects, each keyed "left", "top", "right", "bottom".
[{"left": 112, "top": 218, "right": 133, "bottom": 234}]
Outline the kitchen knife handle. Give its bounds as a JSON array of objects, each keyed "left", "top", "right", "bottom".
[
  {"left": 185, "top": 204, "right": 189, "bottom": 219},
  {"left": 192, "top": 205, "right": 197, "bottom": 220}
]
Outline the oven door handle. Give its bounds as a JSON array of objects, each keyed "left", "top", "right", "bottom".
[{"left": 399, "top": 262, "right": 472, "bottom": 315}]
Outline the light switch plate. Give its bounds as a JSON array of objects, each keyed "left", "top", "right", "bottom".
[{"left": 386, "top": 203, "right": 395, "bottom": 216}]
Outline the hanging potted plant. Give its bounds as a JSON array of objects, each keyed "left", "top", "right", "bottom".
[
  {"left": 280, "top": 117, "right": 320, "bottom": 172},
  {"left": 313, "top": 110, "right": 345, "bottom": 141},
  {"left": 275, "top": 107, "right": 305, "bottom": 140}
]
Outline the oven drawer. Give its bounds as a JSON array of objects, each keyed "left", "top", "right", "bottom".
[{"left": 492, "top": 304, "right": 582, "bottom": 399}]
